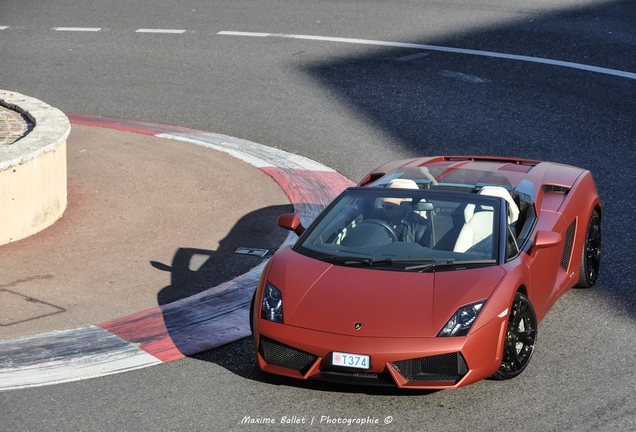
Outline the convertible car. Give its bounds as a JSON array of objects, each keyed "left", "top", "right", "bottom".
[{"left": 250, "top": 156, "right": 601, "bottom": 389}]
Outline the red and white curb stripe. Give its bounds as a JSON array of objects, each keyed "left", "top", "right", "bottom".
[{"left": 0, "top": 114, "right": 354, "bottom": 390}]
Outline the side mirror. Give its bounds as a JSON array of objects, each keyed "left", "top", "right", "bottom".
[
  {"left": 533, "top": 230, "right": 562, "bottom": 249},
  {"left": 398, "top": 201, "right": 433, "bottom": 211},
  {"left": 277, "top": 213, "right": 305, "bottom": 236}
]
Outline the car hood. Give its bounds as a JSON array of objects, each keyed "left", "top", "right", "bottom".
[{"left": 266, "top": 248, "right": 506, "bottom": 338}]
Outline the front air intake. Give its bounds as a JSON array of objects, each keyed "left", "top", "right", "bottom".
[
  {"left": 259, "top": 337, "right": 317, "bottom": 374},
  {"left": 391, "top": 352, "right": 468, "bottom": 383}
]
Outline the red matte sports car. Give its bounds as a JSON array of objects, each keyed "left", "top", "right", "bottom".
[{"left": 250, "top": 156, "right": 602, "bottom": 389}]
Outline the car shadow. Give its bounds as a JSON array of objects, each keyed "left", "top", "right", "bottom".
[{"left": 152, "top": 204, "right": 291, "bottom": 306}]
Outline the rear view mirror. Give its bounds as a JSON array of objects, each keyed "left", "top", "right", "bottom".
[
  {"left": 399, "top": 201, "right": 434, "bottom": 211},
  {"left": 277, "top": 213, "right": 305, "bottom": 236}
]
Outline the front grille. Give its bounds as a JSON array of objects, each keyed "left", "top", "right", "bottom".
[
  {"left": 260, "top": 337, "right": 317, "bottom": 374},
  {"left": 391, "top": 352, "right": 468, "bottom": 383},
  {"left": 316, "top": 370, "right": 396, "bottom": 387},
  {"left": 560, "top": 220, "right": 576, "bottom": 270}
]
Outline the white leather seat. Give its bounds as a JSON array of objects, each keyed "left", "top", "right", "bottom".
[
  {"left": 453, "top": 204, "right": 494, "bottom": 253},
  {"left": 453, "top": 186, "right": 519, "bottom": 253},
  {"left": 478, "top": 186, "right": 519, "bottom": 224}
]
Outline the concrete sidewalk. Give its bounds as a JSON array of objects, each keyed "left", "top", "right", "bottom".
[{"left": 0, "top": 122, "right": 291, "bottom": 341}]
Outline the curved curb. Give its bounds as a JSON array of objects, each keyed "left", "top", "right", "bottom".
[{"left": 0, "top": 114, "right": 354, "bottom": 391}]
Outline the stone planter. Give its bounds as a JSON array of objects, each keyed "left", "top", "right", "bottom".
[{"left": 0, "top": 90, "right": 70, "bottom": 245}]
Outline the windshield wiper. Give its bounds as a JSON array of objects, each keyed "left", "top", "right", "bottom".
[
  {"left": 405, "top": 259, "right": 497, "bottom": 272},
  {"left": 318, "top": 256, "right": 437, "bottom": 267},
  {"left": 317, "top": 256, "right": 394, "bottom": 266}
]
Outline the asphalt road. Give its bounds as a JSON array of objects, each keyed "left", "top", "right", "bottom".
[{"left": 1, "top": 0, "right": 636, "bottom": 430}]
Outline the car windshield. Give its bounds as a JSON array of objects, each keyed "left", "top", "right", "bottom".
[{"left": 294, "top": 187, "right": 502, "bottom": 270}]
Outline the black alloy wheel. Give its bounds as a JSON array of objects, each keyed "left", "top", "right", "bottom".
[
  {"left": 492, "top": 292, "right": 537, "bottom": 380},
  {"left": 576, "top": 209, "right": 601, "bottom": 288}
]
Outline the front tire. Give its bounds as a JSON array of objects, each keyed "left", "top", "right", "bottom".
[
  {"left": 576, "top": 209, "right": 601, "bottom": 288},
  {"left": 492, "top": 292, "right": 537, "bottom": 380}
]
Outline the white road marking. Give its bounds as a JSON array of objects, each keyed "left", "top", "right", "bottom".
[
  {"left": 135, "top": 29, "right": 186, "bottom": 33},
  {"left": 0, "top": 26, "right": 8, "bottom": 30},
  {"left": 53, "top": 27, "right": 101, "bottom": 32},
  {"left": 223, "top": 31, "right": 271, "bottom": 37},
  {"left": 218, "top": 31, "right": 636, "bottom": 81}
]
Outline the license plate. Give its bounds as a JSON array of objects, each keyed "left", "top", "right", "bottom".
[{"left": 331, "top": 351, "right": 370, "bottom": 369}]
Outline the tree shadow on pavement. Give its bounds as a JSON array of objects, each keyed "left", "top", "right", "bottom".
[{"left": 299, "top": 0, "right": 636, "bottom": 316}]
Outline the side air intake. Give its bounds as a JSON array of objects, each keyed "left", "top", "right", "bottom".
[
  {"left": 560, "top": 220, "right": 576, "bottom": 270},
  {"left": 543, "top": 184, "right": 571, "bottom": 194}
]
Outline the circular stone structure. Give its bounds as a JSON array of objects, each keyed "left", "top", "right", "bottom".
[{"left": 0, "top": 90, "right": 70, "bottom": 245}]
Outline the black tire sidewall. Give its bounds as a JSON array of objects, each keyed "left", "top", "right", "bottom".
[
  {"left": 492, "top": 292, "right": 537, "bottom": 380},
  {"left": 576, "top": 209, "right": 601, "bottom": 288}
]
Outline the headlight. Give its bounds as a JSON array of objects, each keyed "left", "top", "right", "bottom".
[
  {"left": 438, "top": 301, "right": 484, "bottom": 337},
  {"left": 261, "top": 282, "right": 283, "bottom": 323}
]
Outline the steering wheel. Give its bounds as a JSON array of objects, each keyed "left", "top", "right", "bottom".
[{"left": 358, "top": 219, "right": 398, "bottom": 242}]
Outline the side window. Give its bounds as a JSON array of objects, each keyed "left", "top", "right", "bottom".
[{"left": 506, "top": 225, "right": 520, "bottom": 261}]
